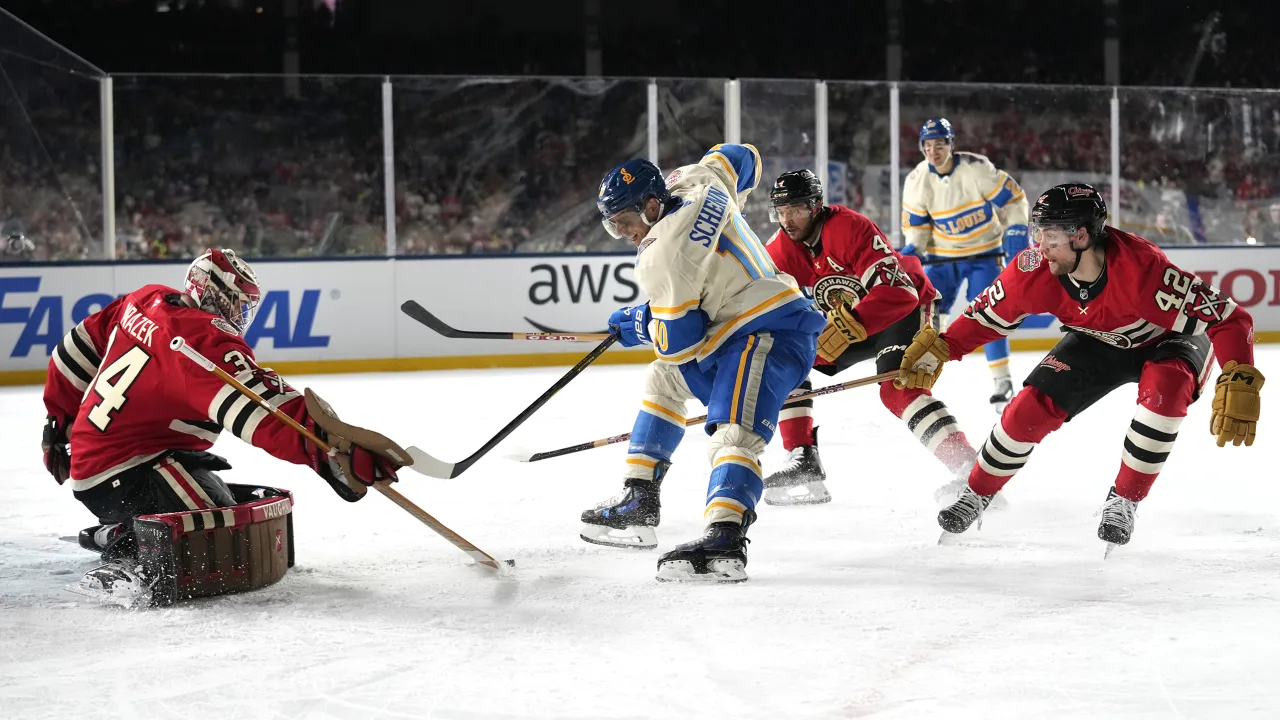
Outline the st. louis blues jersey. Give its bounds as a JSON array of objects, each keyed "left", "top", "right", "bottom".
[
  {"left": 635, "top": 144, "right": 823, "bottom": 365},
  {"left": 901, "top": 151, "right": 1029, "bottom": 257}
]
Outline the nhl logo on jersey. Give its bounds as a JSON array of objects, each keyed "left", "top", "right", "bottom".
[
  {"left": 211, "top": 317, "right": 240, "bottom": 336},
  {"left": 1017, "top": 247, "right": 1043, "bottom": 272},
  {"left": 812, "top": 275, "right": 866, "bottom": 313}
]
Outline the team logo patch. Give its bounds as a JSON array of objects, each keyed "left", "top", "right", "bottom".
[
  {"left": 211, "top": 317, "right": 240, "bottom": 336},
  {"left": 637, "top": 236, "right": 657, "bottom": 255},
  {"left": 665, "top": 169, "right": 682, "bottom": 188},
  {"left": 812, "top": 275, "right": 866, "bottom": 313},
  {"left": 1039, "top": 355, "right": 1071, "bottom": 373},
  {"left": 1017, "top": 247, "right": 1043, "bottom": 272},
  {"left": 1065, "top": 325, "right": 1133, "bottom": 349},
  {"left": 275, "top": 529, "right": 284, "bottom": 553}
]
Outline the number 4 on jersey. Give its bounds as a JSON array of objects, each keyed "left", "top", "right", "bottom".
[{"left": 87, "top": 346, "right": 152, "bottom": 432}]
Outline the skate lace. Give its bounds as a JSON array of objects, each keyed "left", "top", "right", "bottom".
[
  {"left": 1095, "top": 494, "right": 1137, "bottom": 530},
  {"left": 955, "top": 488, "right": 988, "bottom": 520},
  {"left": 778, "top": 446, "right": 806, "bottom": 472}
]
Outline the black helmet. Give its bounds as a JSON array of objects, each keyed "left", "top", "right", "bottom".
[
  {"left": 1030, "top": 183, "right": 1107, "bottom": 242},
  {"left": 770, "top": 169, "right": 823, "bottom": 207},
  {"left": 769, "top": 169, "right": 823, "bottom": 224}
]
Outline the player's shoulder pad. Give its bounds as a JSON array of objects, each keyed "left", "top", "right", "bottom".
[{"left": 955, "top": 151, "right": 994, "bottom": 168}]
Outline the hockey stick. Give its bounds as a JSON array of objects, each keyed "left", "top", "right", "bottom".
[
  {"left": 169, "top": 336, "right": 510, "bottom": 571},
  {"left": 406, "top": 331, "right": 620, "bottom": 478},
  {"left": 401, "top": 300, "right": 611, "bottom": 342},
  {"left": 515, "top": 369, "right": 898, "bottom": 463}
]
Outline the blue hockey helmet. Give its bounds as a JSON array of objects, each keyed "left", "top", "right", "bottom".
[
  {"left": 597, "top": 159, "right": 669, "bottom": 239},
  {"left": 918, "top": 118, "right": 954, "bottom": 152}
]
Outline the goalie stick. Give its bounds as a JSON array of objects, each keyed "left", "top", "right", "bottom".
[
  {"left": 514, "top": 370, "right": 898, "bottom": 462},
  {"left": 169, "top": 336, "right": 511, "bottom": 571},
  {"left": 401, "top": 300, "right": 611, "bottom": 342}
]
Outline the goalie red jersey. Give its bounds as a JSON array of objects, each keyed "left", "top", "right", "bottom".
[
  {"left": 43, "top": 284, "right": 313, "bottom": 493},
  {"left": 944, "top": 226, "right": 1254, "bottom": 367},
  {"left": 766, "top": 204, "right": 937, "bottom": 336}
]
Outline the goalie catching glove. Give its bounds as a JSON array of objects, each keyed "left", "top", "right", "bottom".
[
  {"left": 1211, "top": 361, "right": 1264, "bottom": 447},
  {"left": 895, "top": 325, "right": 951, "bottom": 390},
  {"left": 302, "top": 389, "right": 405, "bottom": 501},
  {"left": 816, "top": 303, "right": 868, "bottom": 363}
]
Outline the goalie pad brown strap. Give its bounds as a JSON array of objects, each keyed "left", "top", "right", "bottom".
[
  {"left": 304, "top": 388, "right": 412, "bottom": 466},
  {"left": 133, "top": 483, "right": 295, "bottom": 606}
]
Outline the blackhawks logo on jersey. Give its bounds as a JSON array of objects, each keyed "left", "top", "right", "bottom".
[{"left": 812, "top": 275, "right": 866, "bottom": 313}]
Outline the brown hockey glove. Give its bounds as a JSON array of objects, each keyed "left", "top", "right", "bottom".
[
  {"left": 1211, "top": 361, "right": 1264, "bottom": 447},
  {"left": 303, "top": 389, "right": 404, "bottom": 502},
  {"left": 895, "top": 326, "right": 951, "bottom": 390},
  {"left": 41, "top": 414, "right": 72, "bottom": 485},
  {"left": 816, "top": 303, "right": 868, "bottom": 363}
]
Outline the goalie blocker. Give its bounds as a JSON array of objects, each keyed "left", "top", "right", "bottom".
[{"left": 130, "top": 483, "right": 295, "bottom": 606}]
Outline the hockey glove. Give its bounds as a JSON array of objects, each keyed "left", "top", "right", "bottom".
[
  {"left": 895, "top": 325, "right": 951, "bottom": 390},
  {"left": 608, "top": 304, "right": 653, "bottom": 347},
  {"left": 304, "top": 417, "right": 400, "bottom": 502},
  {"left": 1002, "top": 224, "right": 1029, "bottom": 261},
  {"left": 1210, "top": 361, "right": 1264, "bottom": 447},
  {"left": 816, "top": 303, "right": 867, "bottom": 363},
  {"left": 41, "top": 414, "right": 71, "bottom": 485},
  {"left": 899, "top": 244, "right": 918, "bottom": 257}
]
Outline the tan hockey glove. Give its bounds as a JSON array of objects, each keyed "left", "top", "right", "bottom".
[
  {"left": 816, "top": 303, "right": 868, "bottom": 364},
  {"left": 895, "top": 325, "right": 951, "bottom": 390},
  {"left": 1211, "top": 361, "right": 1264, "bottom": 447}
]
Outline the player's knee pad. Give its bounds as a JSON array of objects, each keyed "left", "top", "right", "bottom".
[
  {"left": 643, "top": 360, "right": 695, "bottom": 409},
  {"left": 1137, "top": 358, "right": 1195, "bottom": 416},
  {"left": 707, "top": 423, "right": 767, "bottom": 466},
  {"left": 1003, "top": 386, "right": 1068, "bottom": 443}
]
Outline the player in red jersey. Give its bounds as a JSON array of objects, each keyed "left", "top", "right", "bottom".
[
  {"left": 41, "top": 249, "right": 400, "bottom": 571},
  {"left": 898, "top": 183, "right": 1263, "bottom": 550},
  {"left": 760, "top": 170, "right": 980, "bottom": 506}
]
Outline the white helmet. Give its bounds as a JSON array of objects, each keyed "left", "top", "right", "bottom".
[{"left": 184, "top": 249, "right": 261, "bottom": 332}]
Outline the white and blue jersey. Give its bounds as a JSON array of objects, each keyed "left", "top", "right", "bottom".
[
  {"left": 622, "top": 144, "right": 825, "bottom": 521},
  {"left": 901, "top": 151, "right": 1029, "bottom": 374}
]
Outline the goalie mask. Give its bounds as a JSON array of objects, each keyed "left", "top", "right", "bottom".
[{"left": 184, "top": 249, "right": 261, "bottom": 332}]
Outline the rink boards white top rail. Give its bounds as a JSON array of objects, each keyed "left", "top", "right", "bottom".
[{"left": 1, "top": 248, "right": 1278, "bottom": 384}]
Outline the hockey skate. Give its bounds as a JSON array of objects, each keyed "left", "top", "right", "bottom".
[
  {"left": 1096, "top": 486, "right": 1138, "bottom": 559},
  {"left": 656, "top": 512, "right": 754, "bottom": 583},
  {"left": 77, "top": 523, "right": 137, "bottom": 561},
  {"left": 66, "top": 560, "right": 153, "bottom": 608},
  {"left": 937, "top": 485, "right": 997, "bottom": 543},
  {"left": 763, "top": 427, "right": 830, "bottom": 506},
  {"left": 580, "top": 462, "right": 667, "bottom": 550},
  {"left": 989, "top": 377, "right": 1014, "bottom": 414},
  {"left": 932, "top": 460, "right": 1009, "bottom": 511}
]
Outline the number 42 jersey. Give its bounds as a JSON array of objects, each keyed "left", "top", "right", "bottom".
[
  {"left": 941, "top": 227, "right": 1254, "bottom": 367},
  {"left": 43, "top": 284, "right": 315, "bottom": 494}
]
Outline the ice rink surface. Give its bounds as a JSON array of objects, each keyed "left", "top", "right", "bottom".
[{"left": 2, "top": 347, "right": 1278, "bottom": 719}]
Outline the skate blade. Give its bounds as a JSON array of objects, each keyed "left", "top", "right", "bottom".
[
  {"left": 655, "top": 559, "right": 747, "bottom": 583},
  {"left": 579, "top": 524, "right": 657, "bottom": 550},
  {"left": 937, "top": 530, "right": 966, "bottom": 546},
  {"left": 763, "top": 482, "right": 832, "bottom": 507},
  {"left": 63, "top": 581, "right": 149, "bottom": 609},
  {"left": 1102, "top": 542, "right": 1121, "bottom": 560}
]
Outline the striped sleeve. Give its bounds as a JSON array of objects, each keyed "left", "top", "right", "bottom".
[
  {"left": 207, "top": 366, "right": 304, "bottom": 446},
  {"left": 50, "top": 320, "right": 103, "bottom": 392}
]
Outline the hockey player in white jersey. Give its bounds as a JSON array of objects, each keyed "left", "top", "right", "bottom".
[
  {"left": 901, "top": 118, "right": 1030, "bottom": 412},
  {"left": 580, "top": 145, "right": 825, "bottom": 582}
]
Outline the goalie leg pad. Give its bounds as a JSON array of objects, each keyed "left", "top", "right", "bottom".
[{"left": 133, "top": 483, "right": 296, "bottom": 607}]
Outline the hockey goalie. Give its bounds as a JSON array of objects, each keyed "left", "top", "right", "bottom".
[{"left": 40, "top": 249, "right": 401, "bottom": 606}]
